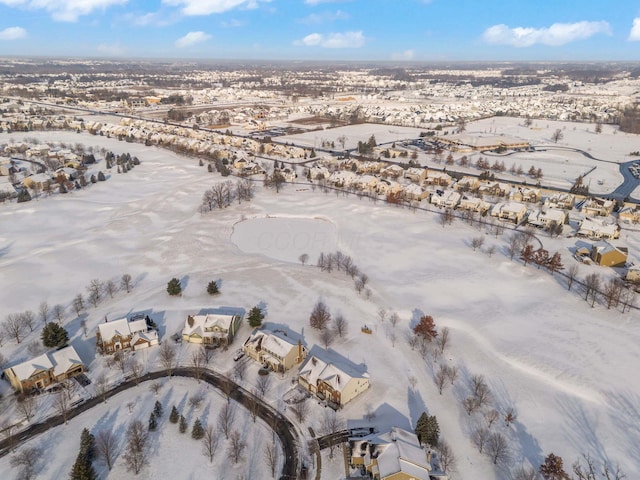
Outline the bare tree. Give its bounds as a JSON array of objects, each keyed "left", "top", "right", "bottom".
[
  {"left": 291, "top": 398, "right": 310, "bottom": 423},
  {"left": 513, "top": 466, "right": 541, "bottom": 480},
  {"left": 3, "top": 313, "right": 26, "bottom": 344},
  {"left": 52, "top": 304, "right": 65, "bottom": 323},
  {"left": 485, "top": 409, "right": 500, "bottom": 429},
  {"left": 256, "top": 374, "right": 272, "bottom": 397},
  {"left": 299, "top": 253, "right": 309, "bottom": 265},
  {"left": 389, "top": 312, "right": 400, "bottom": 328},
  {"left": 128, "top": 359, "right": 143, "bottom": 386},
  {"left": 105, "top": 279, "right": 117, "bottom": 298},
  {"left": 471, "top": 236, "right": 485, "bottom": 252},
  {"left": 264, "top": 442, "right": 279, "bottom": 478},
  {"left": 189, "top": 390, "right": 205, "bottom": 410},
  {"left": 220, "top": 378, "right": 234, "bottom": 403},
  {"left": 321, "top": 409, "right": 345, "bottom": 457},
  {"left": 218, "top": 402, "right": 234, "bottom": 439},
  {"left": 471, "top": 374, "right": 491, "bottom": 406},
  {"left": 408, "top": 375, "right": 418, "bottom": 391},
  {"left": 16, "top": 394, "right": 37, "bottom": 422},
  {"left": 87, "top": 279, "right": 103, "bottom": 307},
  {"left": 603, "top": 278, "right": 623, "bottom": 310},
  {"left": 113, "top": 350, "right": 129, "bottom": 375},
  {"left": 159, "top": 342, "right": 177, "bottom": 376},
  {"left": 463, "top": 396, "right": 481, "bottom": 416},
  {"left": 248, "top": 390, "right": 262, "bottom": 423},
  {"left": 388, "top": 330, "right": 397, "bottom": 347},
  {"left": 377, "top": 307, "right": 387, "bottom": 323},
  {"left": 202, "top": 424, "right": 219, "bottom": 463},
  {"left": 38, "top": 301, "right": 49, "bottom": 325},
  {"left": 21, "top": 310, "right": 36, "bottom": 332},
  {"left": 472, "top": 427, "right": 490, "bottom": 453},
  {"left": 95, "top": 428, "right": 118, "bottom": 471},
  {"left": 435, "top": 365, "right": 448, "bottom": 395},
  {"left": 149, "top": 381, "right": 163, "bottom": 396},
  {"left": 10, "top": 446, "right": 42, "bottom": 480},
  {"left": 95, "top": 373, "right": 109, "bottom": 403},
  {"left": 504, "top": 406, "right": 517, "bottom": 427},
  {"left": 200, "top": 344, "right": 214, "bottom": 365},
  {"left": 486, "top": 245, "right": 496, "bottom": 257},
  {"left": 54, "top": 391, "right": 71, "bottom": 424},
  {"left": 229, "top": 430, "right": 246, "bottom": 464},
  {"left": 552, "top": 128, "right": 564, "bottom": 143},
  {"left": 309, "top": 300, "right": 331, "bottom": 330},
  {"left": 320, "top": 328, "right": 335, "bottom": 349},
  {"left": 123, "top": 420, "right": 148, "bottom": 474},
  {"left": 507, "top": 234, "right": 520, "bottom": 260},
  {"left": 583, "top": 273, "right": 601, "bottom": 307},
  {"left": 72, "top": 294, "right": 84, "bottom": 316},
  {"left": 566, "top": 263, "right": 579, "bottom": 291},
  {"left": 233, "top": 360, "right": 247, "bottom": 380},
  {"left": 121, "top": 273, "right": 133, "bottom": 293},
  {"left": 333, "top": 313, "right": 348, "bottom": 337},
  {"left": 191, "top": 349, "right": 206, "bottom": 382},
  {"left": 436, "top": 326, "right": 450, "bottom": 354},
  {"left": 437, "top": 440, "right": 456, "bottom": 473},
  {"left": 486, "top": 432, "right": 509, "bottom": 464}
]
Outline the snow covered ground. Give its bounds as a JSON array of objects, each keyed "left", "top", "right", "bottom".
[{"left": 1, "top": 130, "right": 640, "bottom": 479}]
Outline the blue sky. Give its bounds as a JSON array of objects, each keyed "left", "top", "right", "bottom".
[{"left": 0, "top": 0, "right": 639, "bottom": 61}]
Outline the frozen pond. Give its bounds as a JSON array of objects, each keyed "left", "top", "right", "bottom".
[{"left": 231, "top": 216, "right": 337, "bottom": 263}]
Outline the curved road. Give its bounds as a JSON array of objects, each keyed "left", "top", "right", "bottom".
[{"left": 0, "top": 367, "right": 301, "bottom": 480}]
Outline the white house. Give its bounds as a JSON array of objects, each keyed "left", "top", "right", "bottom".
[
  {"left": 97, "top": 316, "right": 158, "bottom": 354},
  {"left": 242, "top": 329, "right": 307, "bottom": 372},
  {"left": 182, "top": 312, "right": 242, "bottom": 346},
  {"left": 527, "top": 208, "right": 567, "bottom": 228},
  {"left": 430, "top": 189, "right": 461, "bottom": 208}
]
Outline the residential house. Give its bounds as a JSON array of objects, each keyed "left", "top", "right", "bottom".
[
  {"left": 618, "top": 206, "right": 640, "bottom": 224},
  {"left": 544, "top": 193, "right": 575, "bottom": 210},
  {"left": 455, "top": 176, "right": 480, "bottom": 192},
  {"left": 478, "top": 181, "right": 510, "bottom": 198},
  {"left": 0, "top": 176, "right": 17, "bottom": 198},
  {"left": 3, "top": 345, "right": 85, "bottom": 393},
  {"left": 376, "top": 179, "right": 403, "bottom": 197},
  {"left": 458, "top": 195, "right": 490, "bottom": 213},
  {"left": 380, "top": 164, "right": 404, "bottom": 179},
  {"left": 22, "top": 173, "right": 52, "bottom": 190},
  {"left": 527, "top": 209, "right": 567, "bottom": 228},
  {"left": 577, "top": 218, "right": 620, "bottom": 240},
  {"left": 625, "top": 265, "right": 640, "bottom": 283},
  {"left": 97, "top": 315, "right": 159, "bottom": 354},
  {"left": 328, "top": 170, "right": 358, "bottom": 188},
  {"left": 403, "top": 183, "right": 429, "bottom": 201},
  {"left": 348, "top": 427, "right": 432, "bottom": 480},
  {"left": 582, "top": 197, "right": 615, "bottom": 217},
  {"left": 242, "top": 328, "right": 308, "bottom": 372},
  {"left": 298, "top": 350, "right": 370, "bottom": 407},
  {"left": 509, "top": 187, "right": 541, "bottom": 203},
  {"left": 490, "top": 202, "right": 528, "bottom": 224},
  {"left": 424, "top": 171, "right": 452, "bottom": 187},
  {"left": 182, "top": 312, "right": 242, "bottom": 347},
  {"left": 278, "top": 167, "right": 297, "bottom": 183},
  {"left": 590, "top": 241, "right": 628, "bottom": 267},
  {"left": 404, "top": 167, "right": 427, "bottom": 183},
  {"left": 308, "top": 165, "right": 330, "bottom": 180},
  {"left": 430, "top": 189, "right": 460, "bottom": 209},
  {"left": 352, "top": 175, "right": 379, "bottom": 194}
]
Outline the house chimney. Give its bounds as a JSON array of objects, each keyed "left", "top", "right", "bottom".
[{"left": 298, "top": 339, "right": 302, "bottom": 362}]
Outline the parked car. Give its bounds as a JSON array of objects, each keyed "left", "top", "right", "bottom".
[{"left": 233, "top": 350, "right": 245, "bottom": 361}]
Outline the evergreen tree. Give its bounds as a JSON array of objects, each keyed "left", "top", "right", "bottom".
[
  {"left": 80, "top": 428, "right": 95, "bottom": 461},
  {"left": 153, "top": 400, "right": 163, "bottom": 418},
  {"left": 90, "top": 174, "right": 97, "bottom": 183},
  {"left": 41, "top": 322, "right": 69, "bottom": 348},
  {"left": 179, "top": 415, "right": 187, "bottom": 433},
  {"left": 167, "top": 278, "right": 182, "bottom": 296},
  {"left": 207, "top": 280, "right": 219, "bottom": 295},
  {"left": 415, "top": 413, "right": 440, "bottom": 446},
  {"left": 247, "top": 305, "right": 264, "bottom": 328},
  {"left": 97, "top": 171, "right": 106, "bottom": 181},
  {"left": 17, "top": 188, "right": 32, "bottom": 203},
  {"left": 148, "top": 412, "right": 157, "bottom": 431},
  {"left": 540, "top": 453, "right": 569, "bottom": 479},
  {"left": 169, "top": 406, "right": 179, "bottom": 424},
  {"left": 191, "top": 418, "right": 204, "bottom": 440},
  {"left": 70, "top": 428, "right": 97, "bottom": 480}
]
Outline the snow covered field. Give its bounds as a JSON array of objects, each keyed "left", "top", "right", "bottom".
[{"left": 1, "top": 130, "right": 640, "bottom": 479}]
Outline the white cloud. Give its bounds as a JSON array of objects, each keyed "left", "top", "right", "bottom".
[
  {"left": 294, "top": 30, "right": 364, "bottom": 48},
  {"left": 0, "top": 0, "right": 128, "bottom": 22},
  {"left": 0, "top": 26, "right": 26, "bottom": 40},
  {"left": 629, "top": 18, "right": 640, "bottom": 41},
  {"left": 220, "top": 18, "right": 246, "bottom": 28},
  {"left": 298, "top": 9, "right": 349, "bottom": 24},
  {"left": 482, "top": 20, "right": 611, "bottom": 47},
  {"left": 175, "top": 31, "right": 212, "bottom": 48},
  {"left": 391, "top": 49, "right": 414, "bottom": 61},
  {"left": 123, "top": 11, "right": 175, "bottom": 27},
  {"left": 304, "top": 0, "right": 350, "bottom": 5},
  {"left": 162, "top": 0, "right": 268, "bottom": 15},
  {"left": 97, "top": 43, "right": 126, "bottom": 56}
]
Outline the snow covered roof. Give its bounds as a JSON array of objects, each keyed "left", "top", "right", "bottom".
[
  {"left": 98, "top": 317, "right": 148, "bottom": 343},
  {"left": 243, "top": 328, "right": 301, "bottom": 358},
  {"left": 299, "top": 351, "right": 368, "bottom": 392},
  {"left": 8, "top": 345, "right": 83, "bottom": 381},
  {"left": 183, "top": 313, "right": 236, "bottom": 336}
]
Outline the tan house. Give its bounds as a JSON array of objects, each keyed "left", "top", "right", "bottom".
[
  {"left": 577, "top": 218, "right": 620, "bottom": 240},
  {"left": 545, "top": 193, "right": 575, "bottom": 210},
  {"left": 455, "top": 176, "right": 480, "bottom": 192},
  {"left": 404, "top": 167, "right": 427, "bottom": 183},
  {"left": 97, "top": 316, "right": 159, "bottom": 354},
  {"left": 625, "top": 265, "right": 640, "bottom": 283},
  {"left": 22, "top": 173, "right": 52, "bottom": 190},
  {"left": 424, "top": 171, "right": 452, "bottom": 187},
  {"left": 458, "top": 195, "right": 490, "bottom": 213},
  {"left": 527, "top": 209, "right": 567, "bottom": 228},
  {"left": 403, "top": 183, "right": 429, "bottom": 201},
  {"left": 182, "top": 312, "right": 242, "bottom": 346},
  {"left": 509, "top": 187, "right": 541, "bottom": 203},
  {"left": 582, "top": 197, "right": 615, "bottom": 217},
  {"left": 590, "top": 241, "right": 628, "bottom": 267},
  {"left": 430, "top": 189, "right": 460, "bottom": 209},
  {"left": 490, "top": 202, "right": 527, "bottom": 224},
  {"left": 298, "top": 351, "right": 370, "bottom": 407},
  {"left": 349, "top": 427, "right": 432, "bottom": 480},
  {"left": 618, "top": 206, "right": 640, "bottom": 224},
  {"left": 3, "top": 345, "right": 85, "bottom": 393},
  {"left": 380, "top": 164, "right": 404, "bottom": 179},
  {"left": 242, "top": 329, "right": 307, "bottom": 372},
  {"left": 478, "top": 181, "right": 510, "bottom": 197}
]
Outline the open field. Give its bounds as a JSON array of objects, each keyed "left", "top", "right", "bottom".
[{"left": 1, "top": 131, "right": 640, "bottom": 479}]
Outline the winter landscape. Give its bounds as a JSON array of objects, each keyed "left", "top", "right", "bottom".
[{"left": 2, "top": 2, "right": 640, "bottom": 480}]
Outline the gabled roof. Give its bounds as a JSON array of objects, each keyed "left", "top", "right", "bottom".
[
  {"left": 243, "top": 328, "right": 302, "bottom": 357},
  {"left": 98, "top": 317, "right": 148, "bottom": 343},
  {"left": 183, "top": 313, "right": 236, "bottom": 336},
  {"left": 8, "top": 345, "right": 83, "bottom": 381},
  {"left": 299, "top": 352, "right": 368, "bottom": 392}
]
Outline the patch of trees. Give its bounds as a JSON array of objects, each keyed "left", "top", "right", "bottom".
[
  {"left": 316, "top": 250, "right": 370, "bottom": 297},
  {"left": 201, "top": 179, "right": 254, "bottom": 212},
  {"left": 167, "top": 278, "right": 182, "bottom": 296},
  {"left": 619, "top": 103, "right": 640, "bottom": 134}
]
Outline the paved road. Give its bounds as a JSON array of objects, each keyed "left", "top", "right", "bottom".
[{"left": 0, "top": 367, "right": 301, "bottom": 480}]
